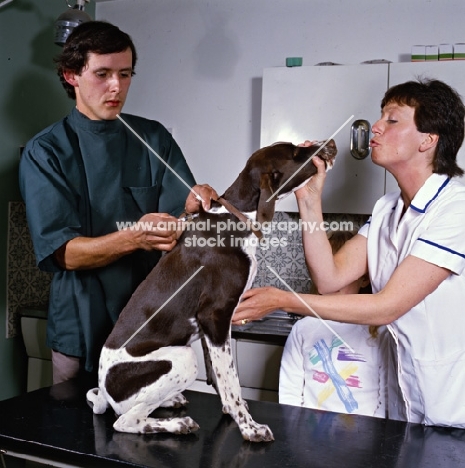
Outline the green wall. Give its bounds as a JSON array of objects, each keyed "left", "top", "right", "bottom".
[{"left": 0, "top": 0, "right": 95, "bottom": 400}]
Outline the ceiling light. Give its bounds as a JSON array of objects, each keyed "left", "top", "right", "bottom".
[
  {"left": 0, "top": 0, "right": 14, "bottom": 9},
  {"left": 54, "top": 0, "right": 92, "bottom": 47}
]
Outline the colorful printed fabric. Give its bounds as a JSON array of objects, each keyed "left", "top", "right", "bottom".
[{"left": 279, "top": 317, "right": 386, "bottom": 418}]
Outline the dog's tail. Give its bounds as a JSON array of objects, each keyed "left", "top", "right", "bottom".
[{"left": 86, "top": 387, "right": 109, "bottom": 414}]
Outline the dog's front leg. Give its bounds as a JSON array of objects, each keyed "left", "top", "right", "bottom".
[
  {"left": 201, "top": 335, "right": 220, "bottom": 394},
  {"left": 202, "top": 334, "right": 246, "bottom": 407},
  {"left": 202, "top": 336, "right": 247, "bottom": 409},
  {"left": 201, "top": 336, "right": 213, "bottom": 385},
  {"left": 203, "top": 335, "right": 274, "bottom": 442}
]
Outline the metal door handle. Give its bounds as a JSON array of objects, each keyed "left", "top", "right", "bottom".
[{"left": 350, "top": 119, "right": 371, "bottom": 160}]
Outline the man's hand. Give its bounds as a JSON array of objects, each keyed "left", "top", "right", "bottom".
[
  {"left": 55, "top": 212, "right": 181, "bottom": 270},
  {"left": 135, "top": 212, "right": 180, "bottom": 251}
]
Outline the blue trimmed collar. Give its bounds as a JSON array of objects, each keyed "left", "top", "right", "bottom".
[{"left": 409, "top": 174, "right": 450, "bottom": 213}]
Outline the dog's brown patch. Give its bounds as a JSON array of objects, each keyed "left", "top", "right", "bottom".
[{"left": 106, "top": 360, "right": 172, "bottom": 402}]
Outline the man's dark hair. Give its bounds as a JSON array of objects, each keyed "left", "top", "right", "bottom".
[
  {"left": 55, "top": 21, "right": 138, "bottom": 100},
  {"left": 381, "top": 78, "right": 465, "bottom": 178}
]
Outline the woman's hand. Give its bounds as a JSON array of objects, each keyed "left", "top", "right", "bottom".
[
  {"left": 232, "top": 287, "right": 289, "bottom": 325},
  {"left": 185, "top": 184, "right": 219, "bottom": 213},
  {"left": 295, "top": 152, "right": 327, "bottom": 203}
]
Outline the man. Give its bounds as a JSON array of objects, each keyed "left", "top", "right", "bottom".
[{"left": 19, "top": 21, "right": 215, "bottom": 383}]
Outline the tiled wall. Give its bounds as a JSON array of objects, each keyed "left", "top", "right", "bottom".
[
  {"left": 252, "top": 211, "right": 369, "bottom": 295},
  {"left": 6, "top": 202, "right": 52, "bottom": 338},
  {"left": 6, "top": 202, "right": 367, "bottom": 337}
]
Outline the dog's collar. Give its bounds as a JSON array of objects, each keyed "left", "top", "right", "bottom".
[{"left": 216, "top": 197, "right": 263, "bottom": 239}]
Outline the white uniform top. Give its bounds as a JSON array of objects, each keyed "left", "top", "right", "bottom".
[
  {"left": 359, "top": 173, "right": 465, "bottom": 427},
  {"left": 279, "top": 317, "right": 386, "bottom": 418}
]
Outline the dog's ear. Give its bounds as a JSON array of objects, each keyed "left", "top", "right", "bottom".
[{"left": 257, "top": 171, "right": 281, "bottom": 223}]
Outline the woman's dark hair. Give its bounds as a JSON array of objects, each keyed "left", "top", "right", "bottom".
[
  {"left": 381, "top": 78, "right": 465, "bottom": 178},
  {"left": 55, "top": 21, "right": 138, "bottom": 100}
]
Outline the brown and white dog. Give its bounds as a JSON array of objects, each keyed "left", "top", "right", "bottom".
[{"left": 86, "top": 140, "right": 337, "bottom": 442}]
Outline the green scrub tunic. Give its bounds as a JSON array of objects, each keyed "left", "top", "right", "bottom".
[{"left": 19, "top": 108, "right": 196, "bottom": 372}]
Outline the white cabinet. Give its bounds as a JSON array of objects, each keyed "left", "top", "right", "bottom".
[
  {"left": 261, "top": 62, "right": 465, "bottom": 213},
  {"left": 20, "top": 316, "right": 53, "bottom": 392},
  {"left": 261, "top": 64, "right": 389, "bottom": 214},
  {"left": 235, "top": 340, "right": 283, "bottom": 402}
]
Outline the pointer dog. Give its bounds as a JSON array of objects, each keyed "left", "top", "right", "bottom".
[{"left": 86, "top": 140, "right": 337, "bottom": 442}]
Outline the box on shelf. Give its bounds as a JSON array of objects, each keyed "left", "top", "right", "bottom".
[
  {"left": 425, "top": 45, "right": 439, "bottom": 61},
  {"left": 454, "top": 43, "right": 465, "bottom": 60},
  {"left": 411, "top": 45, "right": 425, "bottom": 62},
  {"left": 439, "top": 44, "right": 453, "bottom": 61}
]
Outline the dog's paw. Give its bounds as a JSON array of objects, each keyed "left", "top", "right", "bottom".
[
  {"left": 175, "top": 417, "right": 200, "bottom": 434},
  {"left": 142, "top": 417, "right": 200, "bottom": 435},
  {"left": 159, "top": 393, "right": 188, "bottom": 408},
  {"left": 241, "top": 422, "right": 274, "bottom": 443}
]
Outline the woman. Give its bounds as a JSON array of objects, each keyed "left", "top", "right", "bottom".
[{"left": 233, "top": 79, "right": 465, "bottom": 428}]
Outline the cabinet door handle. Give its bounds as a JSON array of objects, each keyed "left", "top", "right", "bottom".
[{"left": 350, "top": 119, "right": 371, "bottom": 160}]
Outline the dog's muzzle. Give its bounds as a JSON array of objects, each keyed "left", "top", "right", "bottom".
[{"left": 313, "top": 139, "right": 337, "bottom": 170}]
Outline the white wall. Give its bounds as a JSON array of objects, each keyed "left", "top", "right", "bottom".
[{"left": 96, "top": 0, "right": 465, "bottom": 194}]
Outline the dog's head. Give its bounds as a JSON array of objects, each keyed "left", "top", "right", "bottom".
[{"left": 231, "top": 140, "right": 337, "bottom": 223}]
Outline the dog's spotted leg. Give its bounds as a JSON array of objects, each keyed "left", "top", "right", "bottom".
[
  {"left": 204, "top": 335, "right": 274, "bottom": 442},
  {"left": 113, "top": 403, "right": 200, "bottom": 435}
]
